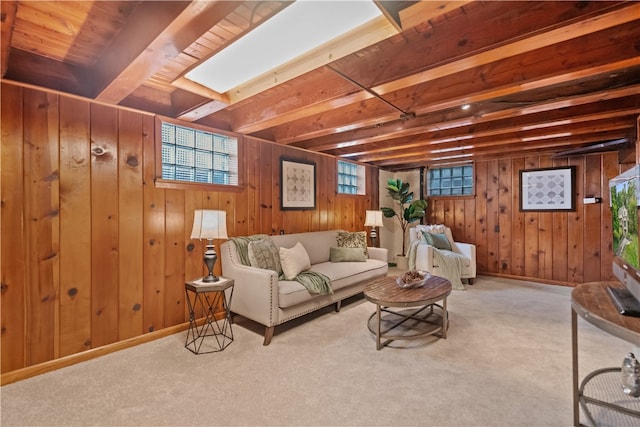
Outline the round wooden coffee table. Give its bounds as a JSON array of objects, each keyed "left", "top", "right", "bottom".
[{"left": 363, "top": 275, "right": 452, "bottom": 350}]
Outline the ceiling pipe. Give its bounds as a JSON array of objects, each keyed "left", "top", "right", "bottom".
[{"left": 327, "top": 65, "right": 416, "bottom": 121}]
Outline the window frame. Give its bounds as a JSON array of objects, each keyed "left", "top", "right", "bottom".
[
  {"left": 336, "top": 159, "right": 366, "bottom": 196},
  {"left": 154, "top": 116, "right": 244, "bottom": 192},
  {"left": 427, "top": 164, "right": 475, "bottom": 197}
]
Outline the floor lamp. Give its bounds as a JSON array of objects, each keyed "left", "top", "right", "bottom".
[
  {"left": 191, "top": 210, "right": 229, "bottom": 282},
  {"left": 364, "top": 210, "right": 384, "bottom": 248}
]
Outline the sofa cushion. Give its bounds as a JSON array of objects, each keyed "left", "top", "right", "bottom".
[
  {"left": 311, "top": 259, "right": 388, "bottom": 291},
  {"left": 279, "top": 242, "right": 311, "bottom": 280},
  {"left": 330, "top": 246, "right": 367, "bottom": 262},
  {"left": 336, "top": 231, "right": 368, "bottom": 256},
  {"left": 270, "top": 230, "right": 339, "bottom": 264},
  {"left": 278, "top": 259, "right": 388, "bottom": 308},
  {"left": 423, "top": 232, "right": 452, "bottom": 251},
  {"left": 247, "top": 239, "right": 282, "bottom": 274}
]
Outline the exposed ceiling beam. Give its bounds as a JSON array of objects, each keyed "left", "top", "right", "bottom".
[
  {"left": 398, "top": 1, "right": 474, "bottom": 30},
  {"left": 267, "top": 21, "right": 640, "bottom": 144},
  {"left": 308, "top": 85, "right": 640, "bottom": 155},
  {"left": 330, "top": 103, "right": 640, "bottom": 159},
  {"left": 226, "top": 15, "right": 399, "bottom": 106},
  {"left": 229, "top": 1, "right": 639, "bottom": 136},
  {"left": 95, "top": 1, "right": 239, "bottom": 103}
]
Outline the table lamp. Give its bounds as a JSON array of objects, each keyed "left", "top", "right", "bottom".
[
  {"left": 191, "top": 210, "right": 229, "bottom": 282},
  {"left": 364, "top": 210, "right": 384, "bottom": 247}
]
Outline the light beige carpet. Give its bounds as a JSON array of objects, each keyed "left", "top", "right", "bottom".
[{"left": 0, "top": 276, "right": 634, "bottom": 426}]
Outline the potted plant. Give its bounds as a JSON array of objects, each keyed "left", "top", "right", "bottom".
[{"left": 381, "top": 178, "right": 427, "bottom": 267}]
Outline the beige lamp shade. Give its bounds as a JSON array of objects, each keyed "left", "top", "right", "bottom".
[
  {"left": 190, "top": 210, "right": 229, "bottom": 240},
  {"left": 364, "top": 210, "right": 384, "bottom": 227}
]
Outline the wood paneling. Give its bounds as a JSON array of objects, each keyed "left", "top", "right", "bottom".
[
  {"left": 1, "top": 83, "right": 25, "bottom": 372},
  {"left": 0, "top": 82, "right": 380, "bottom": 374},
  {"left": 23, "top": 88, "right": 59, "bottom": 366},
  {"left": 429, "top": 152, "right": 625, "bottom": 285},
  {"left": 59, "top": 96, "right": 92, "bottom": 356}
]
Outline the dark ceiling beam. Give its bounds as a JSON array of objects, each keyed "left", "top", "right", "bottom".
[
  {"left": 94, "top": 1, "right": 239, "bottom": 104},
  {"left": 0, "top": 1, "right": 17, "bottom": 77},
  {"left": 3, "top": 48, "right": 92, "bottom": 97}
]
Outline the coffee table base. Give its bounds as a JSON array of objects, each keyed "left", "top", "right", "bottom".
[{"left": 367, "top": 303, "right": 448, "bottom": 350}]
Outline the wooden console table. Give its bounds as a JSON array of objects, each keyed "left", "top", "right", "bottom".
[{"left": 571, "top": 281, "right": 640, "bottom": 426}]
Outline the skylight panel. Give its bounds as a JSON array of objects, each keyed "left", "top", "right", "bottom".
[{"left": 185, "top": 1, "right": 382, "bottom": 93}]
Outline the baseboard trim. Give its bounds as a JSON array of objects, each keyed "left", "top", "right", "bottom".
[
  {"left": 479, "top": 271, "right": 575, "bottom": 287},
  {"left": 1, "top": 322, "right": 190, "bottom": 386}
]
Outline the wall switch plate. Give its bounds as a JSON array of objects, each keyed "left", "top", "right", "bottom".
[{"left": 583, "top": 197, "right": 602, "bottom": 204}]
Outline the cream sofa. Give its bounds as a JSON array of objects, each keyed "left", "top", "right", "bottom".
[
  {"left": 409, "top": 225, "right": 476, "bottom": 285},
  {"left": 220, "top": 230, "right": 388, "bottom": 345}
]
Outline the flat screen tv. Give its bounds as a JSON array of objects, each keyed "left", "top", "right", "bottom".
[{"left": 609, "top": 164, "right": 640, "bottom": 307}]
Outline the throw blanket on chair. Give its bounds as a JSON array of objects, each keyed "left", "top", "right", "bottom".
[
  {"left": 231, "top": 236, "right": 333, "bottom": 295},
  {"left": 407, "top": 240, "right": 466, "bottom": 290}
]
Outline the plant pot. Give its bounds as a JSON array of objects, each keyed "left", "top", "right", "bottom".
[{"left": 395, "top": 255, "right": 409, "bottom": 270}]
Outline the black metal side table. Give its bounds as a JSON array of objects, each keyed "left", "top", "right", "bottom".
[{"left": 185, "top": 277, "right": 234, "bottom": 354}]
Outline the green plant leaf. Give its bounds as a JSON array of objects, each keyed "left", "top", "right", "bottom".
[{"left": 380, "top": 207, "right": 396, "bottom": 218}]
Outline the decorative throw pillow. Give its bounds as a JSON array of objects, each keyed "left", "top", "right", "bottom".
[
  {"left": 416, "top": 224, "right": 446, "bottom": 235},
  {"left": 247, "top": 239, "right": 282, "bottom": 274},
  {"left": 423, "top": 232, "right": 452, "bottom": 251},
  {"left": 336, "top": 231, "right": 368, "bottom": 256},
  {"left": 279, "top": 242, "right": 311, "bottom": 280},
  {"left": 329, "top": 246, "right": 367, "bottom": 262}
]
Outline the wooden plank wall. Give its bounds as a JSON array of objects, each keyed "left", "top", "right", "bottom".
[
  {"left": 428, "top": 152, "right": 629, "bottom": 284},
  {"left": 0, "top": 82, "right": 379, "bottom": 374}
]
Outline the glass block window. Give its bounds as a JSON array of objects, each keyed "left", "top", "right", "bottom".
[
  {"left": 161, "top": 122, "right": 238, "bottom": 186},
  {"left": 337, "top": 160, "right": 366, "bottom": 195},
  {"left": 428, "top": 165, "right": 474, "bottom": 196}
]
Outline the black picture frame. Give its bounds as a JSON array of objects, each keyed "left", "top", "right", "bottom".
[
  {"left": 280, "top": 158, "right": 316, "bottom": 210},
  {"left": 519, "top": 166, "right": 576, "bottom": 212}
]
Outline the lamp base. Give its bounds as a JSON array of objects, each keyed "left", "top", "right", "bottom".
[{"left": 203, "top": 241, "right": 219, "bottom": 283}]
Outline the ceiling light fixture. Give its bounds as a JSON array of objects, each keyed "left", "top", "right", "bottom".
[
  {"left": 185, "top": 1, "right": 383, "bottom": 93},
  {"left": 461, "top": 104, "right": 471, "bottom": 110}
]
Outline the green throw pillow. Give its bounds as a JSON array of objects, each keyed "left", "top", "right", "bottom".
[
  {"left": 336, "top": 231, "right": 368, "bottom": 256},
  {"left": 248, "top": 239, "right": 282, "bottom": 274},
  {"left": 330, "top": 246, "right": 367, "bottom": 262},
  {"left": 423, "top": 232, "right": 452, "bottom": 251}
]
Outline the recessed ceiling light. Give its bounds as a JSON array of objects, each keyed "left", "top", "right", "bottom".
[
  {"left": 185, "top": 1, "right": 382, "bottom": 93},
  {"left": 461, "top": 104, "right": 471, "bottom": 110}
]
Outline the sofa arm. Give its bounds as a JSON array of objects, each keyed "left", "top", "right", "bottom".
[
  {"left": 415, "top": 243, "right": 435, "bottom": 272},
  {"left": 367, "top": 246, "right": 388, "bottom": 263},
  {"left": 453, "top": 241, "right": 477, "bottom": 278},
  {"left": 220, "top": 241, "right": 280, "bottom": 327}
]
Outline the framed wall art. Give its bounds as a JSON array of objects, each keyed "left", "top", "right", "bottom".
[
  {"left": 280, "top": 158, "right": 316, "bottom": 210},
  {"left": 519, "top": 166, "right": 576, "bottom": 212}
]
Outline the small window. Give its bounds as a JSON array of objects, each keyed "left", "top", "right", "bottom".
[
  {"left": 337, "top": 160, "right": 365, "bottom": 195},
  {"left": 158, "top": 120, "right": 238, "bottom": 187},
  {"left": 428, "top": 165, "right": 474, "bottom": 196}
]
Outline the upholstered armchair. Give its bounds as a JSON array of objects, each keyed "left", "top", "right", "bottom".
[{"left": 408, "top": 225, "right": 476, "bottom": 285}]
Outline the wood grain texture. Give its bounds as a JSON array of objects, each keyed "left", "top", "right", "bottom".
[
  {"left": 0, "top": 83, "right": 381, "bottom": 374},
  {"left": 1, "top": 83, "right": 25, "bottom": 372},
  {"left": 59, "top": 96, "right": 92, "bottom": 356},
  {"left": 429, "top": 153, "right": 623, "bottom": 284},
  {"left": 90, "top": 103, "right": 119, "bottom": 347},
  {"left": 117, "top": 109, "right": 144, "bottom": 340}
]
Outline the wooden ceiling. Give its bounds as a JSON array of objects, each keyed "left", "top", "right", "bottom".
[{"left": 2, "top": 1, "right": 639, "bottom": 171}]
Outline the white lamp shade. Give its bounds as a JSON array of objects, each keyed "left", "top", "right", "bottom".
[
  {"left": 364, "top": 210, "right": 384, "bottom": 227},
  {"left": 190, "top": 210, "right": 229, "bottom": 240}
]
